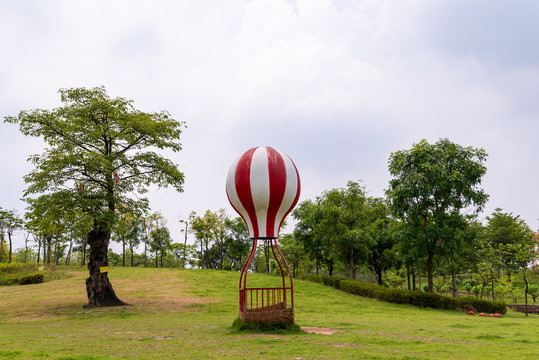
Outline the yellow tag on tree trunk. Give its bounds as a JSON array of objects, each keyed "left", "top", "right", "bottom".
[{"left": 100, "top": 266, "right": 108, "bottom": 273}]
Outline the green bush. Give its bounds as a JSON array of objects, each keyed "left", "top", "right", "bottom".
[
  {"left": 19, "top": 272, "right": 45, "bottom": 285},
  {"left": 302, "top": 275, "right": 344, "bottom": 289},
  {"left": 0, "top": 271, "right": 45, "bottom": 286},
  {"left": 0, "top": 262, "right": 39, "bottom": 274},
  {"left": 0, "top": 273, "right": 20, "bottom": 286},
  {"left": 457, "top": 296, "right": 506, "bottom": 315},
  {"left": 304, "top": 275, "right": 507, "bottom": 315}
]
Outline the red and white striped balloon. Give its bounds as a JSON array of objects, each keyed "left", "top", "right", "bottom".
[{"left": 226, "top": 147, "right": 301, "bottom": 239}]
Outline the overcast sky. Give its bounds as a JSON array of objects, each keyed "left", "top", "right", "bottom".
[{"left": 1, "top": 0, "right": 538, "bottom": 251}]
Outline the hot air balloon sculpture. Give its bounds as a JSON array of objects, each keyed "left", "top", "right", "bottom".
[{"left": 226, "top": 146, "right": 300, "bottom": 323}]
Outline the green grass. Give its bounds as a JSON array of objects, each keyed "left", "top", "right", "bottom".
[{"left": 0, "top": 266, "right": 537, "bottom": 359}]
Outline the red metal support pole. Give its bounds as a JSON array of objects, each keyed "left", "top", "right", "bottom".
[
  {"left": 272, "top": 238, "right": 294, "bottom": 307},
  {"left": 239, "top": 238, "right": 258, "bottom": 313}
]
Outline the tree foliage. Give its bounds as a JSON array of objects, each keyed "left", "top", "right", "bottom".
[{"left": 387, "top": 138, "right": 488, "bottom": 293}]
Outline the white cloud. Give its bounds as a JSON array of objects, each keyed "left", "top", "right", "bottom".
[{"left": 1, "top": 0, "right": 539, "bottom": 251}]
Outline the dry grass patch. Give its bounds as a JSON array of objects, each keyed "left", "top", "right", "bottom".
[
  {"left": 112, "top": 269, "right": 214, "bottom": 313},
  {"left": 0, "top": 267, "right": 213, "bottom": 323},
  {"left": 300, "top": 327, "right": 338, "bottom": 335}
]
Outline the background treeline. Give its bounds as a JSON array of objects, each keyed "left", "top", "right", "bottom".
[
  {"left": 1, "top": 194, "right": 537, "bottom": 304},
  {"left": 1, "top": 138, "right": 538, "bottom": 305}
]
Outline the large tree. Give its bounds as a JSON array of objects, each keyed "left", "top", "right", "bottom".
[
  {"left": 5, "top": 87, "right": 185, "bottom": 307},
  {"left": 387, "top": 138, "right": 488, "bottom": 293}
]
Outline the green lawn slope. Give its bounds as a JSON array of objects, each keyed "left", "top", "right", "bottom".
[{"left": 0, "top": 266, "right": 537, "bottom": 359}]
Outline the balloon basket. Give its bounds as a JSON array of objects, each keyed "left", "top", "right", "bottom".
[
  {"left": 239, "top": 306, "right": 294, "bottom": 324},
  {"left": 239, "top": 287, "right": 294, "bottom": 324},
  {"left": 239, "top": 238, "right": 295, "bottom": 324}
]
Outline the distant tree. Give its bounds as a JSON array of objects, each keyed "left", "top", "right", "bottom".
[
  {"left": 25, "top": 194, "right": 66, "bottom": 264},
  {"left": 0, "top": 208, "right": 6, "bottom": 263},
  {"left": 387, "top": 138, "right": 488, "bottom": 293},
  {"left": 279, "top": 233, "right": 307, "bottom": 278},
  {"left": 0, "top": 209, "right": 23, "bottom": 263},
  {"left": 179, "top": 219, "right": 189, "bottom": 268},
  {"left": 112, "top": 208, "right": 139, "bottom": 267},
  {"left": 189, "top": 209, "right": 226, "bottom": 269},
  {"left": 223, "top": 217, "right": 251, "bottom": 271},
  {"left": 292, "top": 199, "right": 334, "bottom": 275},
  {"left": 5, "top": 86, "right": 185, "bottom": 307},
  {"left": 484, "top": 208, "right": 534, "bottom": 277},
  {"left": 320, "top": 181, "right": 370, "bottom": 279},
  {"left": 125, "top": 215, "right": 144, "bottom": 267},
  {"left": 150, "top": 226, "right": 172, "bottom": 268},
  {"left": 528, "top": 284, "right": 538, "bottom": 305},
  {"left": 365, "top": 198, "right": 398, "bottom": 286}
]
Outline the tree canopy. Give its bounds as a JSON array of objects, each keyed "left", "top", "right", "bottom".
[{"left": 386, "top": 138, "right": 488, "bottom": 293}]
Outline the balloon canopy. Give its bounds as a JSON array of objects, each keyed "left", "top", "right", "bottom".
[{"left": 226, "top": 146, "right": 301, "bottom": 239}]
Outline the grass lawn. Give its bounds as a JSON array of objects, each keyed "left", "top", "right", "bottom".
[{"left": 0, "top": 266, "right": 537, "bottom": 359}]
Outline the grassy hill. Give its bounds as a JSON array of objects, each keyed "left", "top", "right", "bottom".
[{"left": 0, "top": 266, "right": 537, "bottom": 359}]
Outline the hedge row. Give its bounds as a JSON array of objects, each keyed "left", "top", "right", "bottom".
[
  {"left": 0, "top": 262, "right": 39, "bottom": 274},
  {"left": 0, "top": 272, "right": 44, "bottom": 286},
  {"left": 303, "top": 275, "right": 507, "bottom": 315}
]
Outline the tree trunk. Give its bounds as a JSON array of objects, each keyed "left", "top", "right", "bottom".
[
  {"left": 376, "top": 268, "right": 383, "bottom": 286},
  {"left": 182, "top": 222, "right": 188, "bottom": 268},
  {"left": 144, "top": 235, "right": 148, "bottom": 267},
  {"left": 524, "top": 273, "right": 528, "bottom": 317},
  {"left": 491, "top": 270, "right": 495, "bottom": 301},
  {"left": 53, "top": 232, "right": 59, "bottom": 265},
  {"left": 37, "top": 239, "right": 41, "bottom": 264},
  {"left": 412, "top": 270, "right": 416, "bottom": 291},
  {"left": 84, "top": 227, "right": 127, "bottom": 308},
  {"left": 427, "top": 250, "right": 434, "bottom": 293},
  {"left": 46, "top": 237, "right": 52, "bottom": 264},
  {"left": 199, "top": 239, "right": 203, "bottom": 269},
  {"left": 406, "top": 266, "right": 411, "bottom": 290},
  {"left": 82, "top": 238, "right": 87, "bottom": 266},
  {"left": 130, "top": 244, "right": 134, "bottom": 267},
  {"left": 314, "top": 256, "right": 319, "bottom": 276},
  {"left": 265, "top": 241, "right": 270, "bottom": 274},
  {"left": 8, "top": 233, "right": 13, "bottom": 263},
  {"left": 452, "top": 271, "right": 458, "bottom": 299},
  {"left": 349, "top": 250, "right": 355, "bottom": 280},
  {"left": 122, "top": 238, "right": 125, "bottom": 267},
  {"left": 66, "top": 238, "right": 73, "bottom": 265},
  {"left": 328, "top": 260, "right": 334, "bottom": 277},
  {"left": 0, "top": 236, "right": 4, "bottom": 263},
  {"left": 219, "top": 239, "right": 223, "bottom": 271}
]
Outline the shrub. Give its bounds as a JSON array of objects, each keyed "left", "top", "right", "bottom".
[
  {"left": 304, "top": 275, "right": 507, "bottom": 314},
  {"left": 527, "top": 284, "right": 538, "bottom": 304},
  {"left": 457, "top": 297, "right": 507, "bottom": 315},
  {"left": 0, "top": 262, "right": 39, "bottom": 274},
  {"left": 19, "top": 272, "right": 45, "bottom": 285},
  {"left": 0, "top": 271, "right": 45, "bottom": 286},
  {"left": 0, "top": 274, "right": 20, "bottom": 286}
]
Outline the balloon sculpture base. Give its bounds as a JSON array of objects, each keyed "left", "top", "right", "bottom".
[
  {"left": 239, "top": 306, "right": 294, "bottom": 324},
  {"left": 238, "top": 239, "right": 295, "bottom": 325}
]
